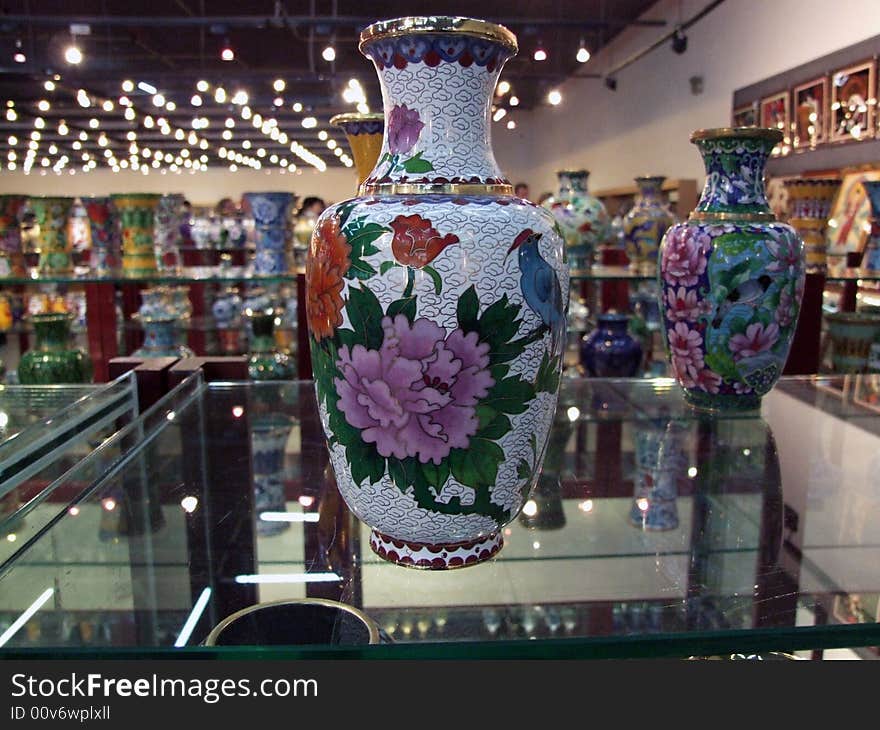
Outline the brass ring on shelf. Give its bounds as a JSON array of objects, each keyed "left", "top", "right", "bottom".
[{"left": 359, "top": 16, "right": 518, "bottom": 53}]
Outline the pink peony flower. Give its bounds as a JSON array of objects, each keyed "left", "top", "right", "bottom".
[
  {"left": 665, "top": 286, "right": 704, "bottom": 322},
  {"left": 776, "top": 287, "right": 794, "bottom": 328},
  {"left": 671, "top": 355, "right": 698, "bottom": 387},
  {"left": 728, "top": 322, "right": 780, "bottom": 360},
  {"left": 387, "top": 104, "right": 424, "bottom": 156},
  {"left": 766, "top": 234, "right": 801, "bottom": 276},
  {"left": 667, "top": 322, "right": 704, "bottom": 369},
  {"left": 334, "top": 315, "right": 494, "bottom": 465},
  {"left": 661, "top": 227, "right": 711, "bottom": 287},
  {"left": 694, "top": 368, "right": 722, "bottom": 394}
]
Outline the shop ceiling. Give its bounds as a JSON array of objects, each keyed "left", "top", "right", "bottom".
[{"left": 0, "top": 1, "right": 662, "bottom": 171}]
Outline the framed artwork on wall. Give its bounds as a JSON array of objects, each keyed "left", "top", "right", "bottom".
[
  {"left": 830, "top": 60, "right": 876, "bottom": 142},
  {"left": 732, "top": 102, "right": 758, "bottom": 127},
  {"left": 760, "top": 91, "right": 790, "bottom": 155},
  {"left": 825, "top": 166, "right": 880, "bottom": 257},
  {"left": 792, "top": 76, "right": 828, "bottom": 150}
]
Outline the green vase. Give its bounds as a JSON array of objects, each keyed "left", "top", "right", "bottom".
[
  {"left": 18, "top": 313, "right": 90, "bottom": 384},
  {"left": 247, "top": 309, "right": 293, "bottom": 381},
  {"left": 27, "top": 196, "right": 74, "bottom": 274}
]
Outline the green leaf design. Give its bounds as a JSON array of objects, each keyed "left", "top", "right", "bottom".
[
  {"left": 450, "top": 438, "right": 505, "bottom": 489},
  {"left": 379, "top": 260, "right": 397, "bottom": 275},
  {"left": 704, "top": 347, "right": 739, "bottom": 380},
  {"left": 457, "top": 285, "right": 480, "bottom": 333},
  {"left": 534, "top": 351, "right": 561, "bottom": 393},
  {"left": 343, "top": 217, "right": 388, "bottom": 281},
  {"left": 517, "top": 458, "right": 532, "bottom": 480},
  {"left": 475, "top": 411, "right": 512, "bottom": 440},
  {"left": 477, "top": 294, "right": 522, "bottom": 352},
  {"left": 345, "top": 284, "right": 384, "bottom": 350},
  {"left": 483, "top": 374, "right": 536, "bottom": 415},
  {"left": 347, "top": 438, "right": 386, "bottom": 486},
  {"left": 421, "top": 460, "right": 451, "bottom": 489},
  {"left": 422, "top": 265, "right": 443, "bottom": 295},
  {"left": 401, "top": 151, "right": 434, "bottom": 174},
  {"left": 728, "top": 316, "right": 749, "bottom": 336},
  {"left": 336, "top": 201, "right": 358, "bottom": 229},
  {"left": 386, "top": 295, "right": 417, "bottom": 323}
]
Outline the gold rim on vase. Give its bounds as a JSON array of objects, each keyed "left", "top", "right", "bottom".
[
  {"left": 359, "top": 181, "right": 514, "bottom": 196},
  {"left": 330, "top": 112, "right": 384, "bottom": 127},
  {"left": 359, "top": 16, "right": 518, "bottom": 53},
  {"left": 689, "top": 210, "right": 778, "bottom": 222},
  {"left": 690, "top": 126, "right": 783, "bottom": 143}
]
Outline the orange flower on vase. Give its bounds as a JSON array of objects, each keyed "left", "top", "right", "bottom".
[
  {"left": 306, "top": 215, "right": 352, "bottom": 341},
  {"left": 390, "top": 214, "right": 459, "bottom": 269}
]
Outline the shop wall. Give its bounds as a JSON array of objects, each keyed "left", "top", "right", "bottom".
[{"left": 520, "top": 0, "right": 880, "bottom": 198}]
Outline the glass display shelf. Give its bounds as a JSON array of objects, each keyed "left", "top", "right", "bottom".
[
  {"left": 0, "top": 266, "right": 304, "bottom": 286},
  {"left": 2, "top": 373, "right": 880, "bottom": 659}
]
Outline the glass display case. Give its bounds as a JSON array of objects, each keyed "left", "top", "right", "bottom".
[{"left": 1, "top": 372, "right": 880, "bottom": 658}]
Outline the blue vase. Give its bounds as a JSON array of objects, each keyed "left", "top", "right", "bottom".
[
  {"left": 243, "top": 192, "right": 297, "bottom": 275},
  {"left": 580, "top": 313, "right": 643, "bottom": 377}
]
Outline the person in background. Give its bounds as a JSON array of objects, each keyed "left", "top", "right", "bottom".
[
  {"left": 537, "top": 191, "right": 553, "bottom": 206},
  {"left": 299, "top": 197, "right": 327, "bottom": 218},
  {"left": 514, "top": 182, "right": 530, "bottom": 200}
]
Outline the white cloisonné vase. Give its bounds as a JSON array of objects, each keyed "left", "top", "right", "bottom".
[
  {"left": 306, "top": 16, "right": 568, "bottom": 569},
  {"left": 542, "top": 170, "right": 611, "bottom": 271}
]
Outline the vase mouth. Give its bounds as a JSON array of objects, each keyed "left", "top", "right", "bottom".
[
  {"left": 635, "top": 175, "right": 666, "bottom": 184},
  {"left": 330, "top": 112, "right": 384, "bottom": 127},
  {"left": 557, "top": 169, "right": 589, "bottom": 177},
  {"left": 359, "top": 16, "right": 517, "bottom": 54},
  {"left": 690, "top": 127, "right": 782, "bottom": 143}
]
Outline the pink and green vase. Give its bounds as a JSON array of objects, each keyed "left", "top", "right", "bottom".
[
  {"left": 306, "top": 16, "right": 568, "bottom": 569},
  {"left": 27, "top": 196, "right": 74, "bottom": 274},
  {"left": 658, "top": 128, "right": 805, "bottom": 411}
]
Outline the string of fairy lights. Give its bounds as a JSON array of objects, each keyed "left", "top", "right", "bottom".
[{"left": 1, "top": 72, "right": 358, "bottom": 176}]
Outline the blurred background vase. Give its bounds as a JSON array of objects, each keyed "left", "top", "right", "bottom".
[
  {"left": 783, "top": 178, "right": 840, "bottom": 274},
  {"left": 81, "top": 196, "right": 117, "bottom": 275},
  {"left": 331, "top": 112, "right": 385, "bottom": 187},
  {"left": 18, "top": 313, "right": 89, "bottom": 384},
  {"left": 825, "top": 310, "right": 880, "bottom": 372},
  {"left": 28, "top": 196, "right": 74, "bottom": 274},
  {"left": 580, "top": 312, "right": 643, "bottom": 377},
  {"left": 155, "top": 193, "right": 185, "bottom": 273},
  {"left": 244, "top": 192, "right": 296, "bottom": 275},
  {"left": 246, "top": 308, "right": 293, "bottom": 380},
  {"left": 630, "top": 419, "right": 686, "bottom": 531},
  {"left": 250, "top": 414, "right": 294, "bottom": 537},
  {"left": 112, "top": 194, "right": 161, "bottom": 276},
  {"left": 133, "top": 318, "right": 193, "bottom": 358},
  {"left": 542, "top": 169, "right": 611, "bottom": 271},
  {"left": 0, "top": 195, "right": 26, "bottom": 277},
  {"left": 623, "top": 175, "right": 676, "bottom": 274},
  {"left": 860, "top": 181, "right": 880, "bottom": 272}
]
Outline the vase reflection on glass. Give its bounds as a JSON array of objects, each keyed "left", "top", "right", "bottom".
[
  {"left": 331, "top": 112, "right": 385, "bottom": 187},
  {"left": 243, "top": 192, "right": 296, "bottom": 276},
  {"left": 251, "top": 414, "right": 294, "bottom": 537},
  {"left": 307, "top": 16, "right": 567, "bottom": 569},
  {"left": 0, "top": 195, "right": 26, "bottom": 278},
  {"left": 623, "top": 176, "right": 676, "bottom": 274},
  {"left": 658, "top": 128, "right": 805, "bottom": 412},
  {"left": 580, "top": 313, "right": 643, "bottom": 377},
  {"left": 542, "top": 169, "right": 611, "bottom": 271},
  {"left": 246, "top": 308, "right": 293, "bottom": 380},
  {"left": 18, "top": 313, "right": 90, "bottom": 384},
  {"left": 630, "top": 419, "right": 686, "bottom": 531},
  {"left": 27, "top": 197, "right": 74, "bottom": 274}
]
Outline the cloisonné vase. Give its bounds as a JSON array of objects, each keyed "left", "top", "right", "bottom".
[
  {"left": 580, "top": 313, "right": 643, "bottom": 377},
  {"left": 246, "top": 309, "right": 293, "bottom": 380},
  {"left": 783, "top": 178, "right": 840, "bottom": 273},
  {"left": 630, "top": 420, "right": 685, "bottom": 531},
  {"left": 331, "top": 112, "right": 385, "bottom": 187},
  {"left": 542, "top": 169, "right": 610, "bottom": 271},
  {"left": 307, "top": 16, "right": 568, "bottom": 569},
  {"left": 623, "top": 176, "right": 676, "bottom": 274},
  {"left": 824, "top": 311, "right": 880, "bottom": 372},
  {"left": 132, "top": 318, "right": 194, "bottom": 358},
  {"left": 861, "top": 181, "right": 880, "bottom": 272},
  {"left": 18, "top": 313, "right": 89, "bottom": 384},
  {"left": 112, "top": 194, "right": 161, "bottom": 276},
  {"left": 27, "top": 196, "right": 74, "bottom": 274},
  {"left": 81, "top": 196, "right": 117, "bottom": 275},
  {"left": 0, "top": 195, "right": 26, "bottom": 278},
  {"left": 658, "top": 128, "right": 805, "bottom": 411},
  {"left": 155, "top": 193, "right": 185, "bottom": 273},
  {"left": 243, "top": 192, "right": 296, "bottom": 276},
  {"left": 250, "top": 414, "right": 294, "bottom": 537}
]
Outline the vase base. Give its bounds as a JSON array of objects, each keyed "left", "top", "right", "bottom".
[
  {"left": 369, "top": 530, "right": 503, "bottom": 570},
  {"left": 683, "top": 389, "right": 761, "bottom": 413}
]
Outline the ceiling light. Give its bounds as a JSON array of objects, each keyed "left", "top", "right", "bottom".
[
  {"left": 37, "top": 99, "right": 50, "bottom": 112},
  {"left": 119, "top": 95, "right": 130, "bottom": 105},
  {"left": 497, "top": 80, "right": 511, "bottom": 96},
  {"left": 225, "top": 117, "right": 235, "bottom": 128},
  {"left": 292, "top": 102, "right": 303, "bottom": 112},
  {"left": 242, "top": 139, "right": 251, "bottom": 149},
  {"left": 57, "top": 122, "right": 68, "bottom": 136},
  {"left": 220, "top": 38, "right": 234, "bottom": 61},
  {"left": 241, "top": 106, "right": 252, "bottom": 120},
  {"left": 122, "top": 79, "right": 134, "bottom": 92},
  {"left": 33, "top": 118, "right": 44, "bottom": 129},
  {"left": 79, "top": 131, "right": 88, "bottom": 140},
  {"left": 231, "top": 90, "right": 248, "bottom": 105},
  {"left": 101, "top": 99, "right": 113, "bottom": 112},
  {"left": 493, "top": 108, "right": 507, "bottom": 121},
  {"left": 5, "top": 108, "right": 15, "bottom": 122},
  {"left": 533, "top": 42, "right": 547, "bottom": 62},
  {"left": 152, "top": 93, "right": 165, "bottom": 107},
  {"left": 174, "top": 129, "right": 184, "bottom": 140},
  {"left": 13, "top": 39, "right": 26, "bottom": 64},
  {"left": 273, "top": 79, "right": 286, "bottom": 92},
  {"left": 333, "top": 148, "right": 343, "bottom": 157},
  {"left": 576, "top": 40, "right": 591, "bottom": 63},
  {"left": 48, "top": 144, "right": 57, "bottom": 154},
  {"left": 509, "top": 95, "right": 520, "bottom": 107},
  {"left": 196, "top": 80, "right": 209, "bottom": 92},
  {"left": 124, "top": 107, "right": 135, "bottom": 121},
  {"left": 318, "top": 130, "right": 328, "bottom": 141},
  {"left": 273, "top": 96, "right": 283, "bottom": 107},
  {"left": 322, "top": 45, "right": 336, "bottom": 62},
  {"left": 77, "top": 89, "right": 90, "bottom": 107},
  {"left": 144, "top": 115, "right": 154, "bottom": 128},
  {"left": 64, "top": 43, "right": 83, "bottom": 65},
  {"left": 356, "top": 102, "right": 370, "bottom": 114},
  {"left": 214, "top": 87, "right": 227, "bottom": 104},
  {"left": 547, "top": 89, "right": 563, "bottom": 106},
  {"left": 44, "top": 80, "right": 55, "bottom": 92},
  {"left": 605, "top": 76, "right": 618, "bottom": 91},
  {"left": 671, "top": 27, "right": 688, "bottom": 54},
  {"left": 507, "top": 119, "right": 516, "bottom": 129},
  {"left": 6, "top": 136, "right": 15, "bottom": 145},
  {"left": 252, "top": 113, "right": 262, "bottom": 127},
  {"left": 89, "top": 118, "right": 99, "bottom": 128},
  {"left": 327, "top": 139, "right": 337, "bottom": 149},
  {"left": 222, "top": 129, "right": 232, "bottom": 140},
  {"left": 302, "top": 116, "right": 317, "bottom": 128},
  {"left": 126, "top": 131, "right": 137, "bottom": 140},
  {"left": 165, "top": 100, "right": 176, "bottom": 111}
]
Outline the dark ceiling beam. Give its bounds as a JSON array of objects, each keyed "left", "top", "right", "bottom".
[{"left": 0, "top": 14, "right": 667, "bottom": 30}]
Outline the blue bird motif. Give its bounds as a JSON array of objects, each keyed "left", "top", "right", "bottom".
[{"left": 506, "top": 228, "right": 566, "bottom": 350}]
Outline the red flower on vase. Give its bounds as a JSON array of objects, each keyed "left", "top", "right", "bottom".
[
  {"left": 306, "top": 216, "right": 352, "bottom": 342},
  {"left": 390, "top": 214, "right": 459, "bottom": 269}
]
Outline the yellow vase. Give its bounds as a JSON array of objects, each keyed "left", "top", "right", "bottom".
[
  {"left": 783, "top": 178, "right": 840, "bottom": 273},
  {"left": 111, "top": 193, "right": 161, "bottom": 276},
  {"left": 330, "top": 113, "right": 384, "bottom": 188}
]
